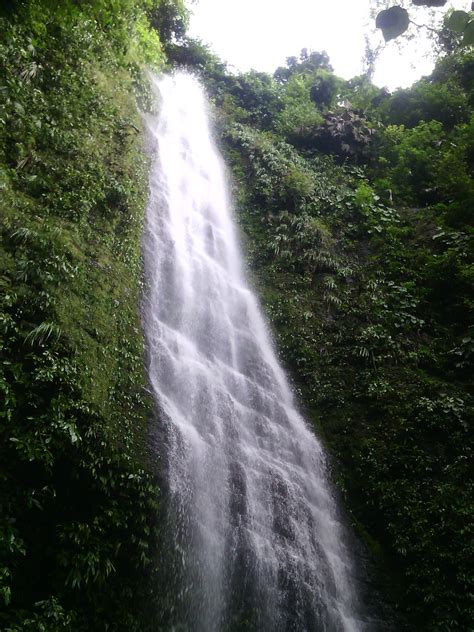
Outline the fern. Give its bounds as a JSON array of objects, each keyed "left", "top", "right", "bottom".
[{"left": 24, "top": 322, "right": 61, "bottom": 346}]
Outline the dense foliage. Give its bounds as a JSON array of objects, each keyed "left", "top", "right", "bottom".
[
  {"left": 170, "top": 42, "right": 473, "bottom": 629},
  {"left": 1, "top": 1, "right": 472, "bottom": 630},
  {"left": 0, "top": 1, "right": 187, "bottom": 629}
]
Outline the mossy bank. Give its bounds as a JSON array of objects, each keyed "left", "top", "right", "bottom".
[{"left": 0, "top": 1, "right": 186, "bottom": 629}]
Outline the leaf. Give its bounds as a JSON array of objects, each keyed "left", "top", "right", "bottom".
[
  {"left": 24, "top": 321, "right": 61, "bottom": 346},
  {"left": 376, "top": 7, "right": 410, "bottom": 42},
  {"left": 14, "top": 102, "right": 25, "bottom": 116},
  {"left": 462, "top": 20, "right": 474, "bottom": 46},
  {"left": 446, "top": 10, "right": 470, "bottom": 33}
]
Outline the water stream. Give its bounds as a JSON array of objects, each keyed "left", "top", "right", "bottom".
[{"left": 142, "top": 72, "right": 365, "bottom": 631}]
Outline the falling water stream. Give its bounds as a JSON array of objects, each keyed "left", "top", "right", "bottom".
[{"left": 142, "top": 73, "right": 365, "bottom": 631}]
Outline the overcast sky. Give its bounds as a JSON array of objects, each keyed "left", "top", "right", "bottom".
[{"left": 188, "top": 0, "right": 469, "bottom": 90}]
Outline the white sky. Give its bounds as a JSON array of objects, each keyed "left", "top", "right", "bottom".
[{"left": 188, "top": 0, "right": 470, "bottom": 91}]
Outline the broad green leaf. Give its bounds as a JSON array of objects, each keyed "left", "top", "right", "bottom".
[
  {"left": 376, "top": 7, "right": 410, "bottom": 42},
  {"left": 462, "top": 20, "right": 474, "bottom": 46},
  {"left": 446, "top": 10, "right": 469, "bottom": 33}
]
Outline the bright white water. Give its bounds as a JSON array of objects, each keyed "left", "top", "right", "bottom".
[{"left": 143, "top": 73, "right": 364, "bottom": 631}]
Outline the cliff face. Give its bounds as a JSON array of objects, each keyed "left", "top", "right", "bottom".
[
  {"left": 166, "top": 44, "right": 473, "bottom": 628},
  {"left": 208, "top": 56, "right": 473, "bottom": 630},
  {"left": 0, "top": 2, "right": 181, "bottom": 628}
]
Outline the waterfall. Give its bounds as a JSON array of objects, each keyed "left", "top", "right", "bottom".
[{"left": 142, "top": 73, "right": 365, "bottom": 631}]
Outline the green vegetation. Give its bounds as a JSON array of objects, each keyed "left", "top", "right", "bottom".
[
  {"left": 1, "top": 1, "right": 472, "bottom": 630},
  {"left": 374, "top": 2, "right": 474, "bottom": 46},
  {"left": 0, "top": 1, "right": 187, "bottom": 629}
]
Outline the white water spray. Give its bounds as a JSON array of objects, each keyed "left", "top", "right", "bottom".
[{"left": 142, "top": 73, "right": 364, "bottom": 631}]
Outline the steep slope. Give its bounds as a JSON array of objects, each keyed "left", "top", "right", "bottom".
[{"left": 0, "top": 2, "right": 185, "bottom": 629}]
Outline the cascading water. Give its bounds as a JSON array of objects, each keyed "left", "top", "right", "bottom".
[{"left": 142, "top": 73, "right": 365, "bottom": 631}]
